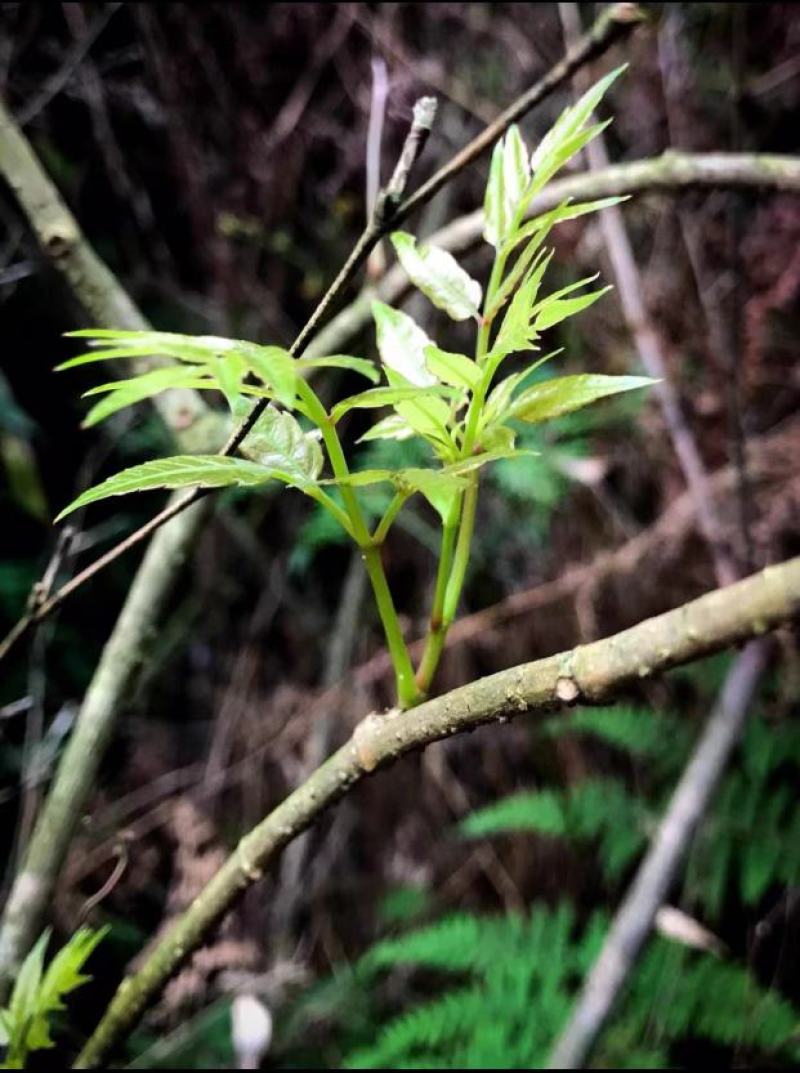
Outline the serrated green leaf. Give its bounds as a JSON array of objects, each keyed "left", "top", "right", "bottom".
[
  {"left": 533, "top": 286, "right": 611, "bottom": 331},
  {"left": 238, "top": 404, "right": 323, "bottom": 480},
  {"left": 507, "top": 196, "right": 628, "bottom": 252},
  {"left": 489, "top": 244, "right": 550, "bottom": 321},
  {"left": 537, "top": 121, "right": 614, "bottom": 194},
  {"left": 495, "top": 250, "right": 554, "bottom": 353},
  {"left": 62, "top": 330, "right": 299, "bottom": 408},
  {"left": 1, "top": 926, "right": 108, "bottom": 1064},
  {"left": 390, "top": 233, "right": 482, "bottom": 321},
  {"left": 7, "top": 931, "right": 48, "bottom": 1047},
  {"left": 56, "top": 344, "right": 197, "bottom": 372},
  {"left": 511, "top": 374, "right": 655, "bottom": 424},
  {"left": 423, "top": 346, "right": 481, "bottom": 390},
  {"left": 331, "top": 385, "right": 455, "bottom": 424},
  {"left": 372, "top": 301, "right": 436, "bottom": 386},
  {"left": 530, "top": 65, "right": 625, "bottom": 176},
  {"left": 295, "top": 355, "right": 379, "bottom": 383},
  {"left": 55, "top": 455, "right": 301, "bottom": 521},
  {"left": 81, "top": 366, "right": 212, "bottom": 428}
]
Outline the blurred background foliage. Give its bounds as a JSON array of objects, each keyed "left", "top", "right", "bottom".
[{"left": 0, "top": 1, "right": 799, "bottom": 1067}]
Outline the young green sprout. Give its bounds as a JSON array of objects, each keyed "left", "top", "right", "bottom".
[{"left": 55, "top": 66, "right": 655, "bottom": 710}]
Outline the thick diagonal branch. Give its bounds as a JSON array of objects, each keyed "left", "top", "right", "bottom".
[{"left": 74, "top": 556, "right": 800, "bottom": 1068}]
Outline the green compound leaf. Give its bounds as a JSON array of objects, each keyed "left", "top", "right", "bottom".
[
  {"left": 55, "top": 455, "right": 304, "bottom": 521},
  {"left": 511, "top": 374, "right": 656, "bottom": 424},
  {"left": 390, "top": 232, "right": 482, "bottom": 321},
  {"left": 62, "top": 330, "right": 299, "bottom": 409},
  {"left": 372, "top": 301, "right": 437, "bottom": 386},
  {"left": 1, "top": 926, "right": 107, "bottom": 1065}
]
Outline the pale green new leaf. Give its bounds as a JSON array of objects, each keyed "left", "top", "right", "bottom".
[
  {"left": 55, "top": 456, "right": 299, "bottom": 521},
  {"left": 330, "top": 385, "right": 455, "bottom": 424},
  {"left": 394, "top": 397, "right": 455, "bottom": 455},
  {"left": 483, "top": 125, "right": 531, "bottom": 247},
  {"left": 423, "top": 345, "right": 481, "bottom": 390},
  {"left": 502, "top": 125, "right": 531, "bottom": 224},
  {"left": 397, "top": 468, "right": 467, "bottom": 523},
  {"left": 390, "top": 233, "right": 482, "bottom": 321},
  {"left": 238, "top": 404, "right": 323, "bottom": 480},
  {"left": 483, "top": 139, "right": 506, "bottom": 247},
  {"left": 356, "top": 413, "right": 415, "bottom": 444},
  {"left": 372, "top": 301, "right": 436, "bottom": 386},
  {"left": 511, "top": 373, "right": 656, "bottom": 424}
]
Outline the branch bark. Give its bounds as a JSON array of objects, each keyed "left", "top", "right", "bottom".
[{"left": 74, "top": 556, "right": 800, "bottom": 1067}]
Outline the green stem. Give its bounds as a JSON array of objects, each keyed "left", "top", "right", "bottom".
[
  {"left": 443, "top": 479, "right": 479, "bottom": 626},
  {"left": 415, "top": 241, "right": 509, "bottom": 693},
  {"left": 416, "top": 504, "right": 460, "bottom": 695},
  {"left": 373, "top": 491, "right": 408, "bottom": 545},
  {"left": 296, "top": 380, "right": 417, "bottom": 707},
  {"left": 363, "top": 545, "right": 420, "bottom": 708}
]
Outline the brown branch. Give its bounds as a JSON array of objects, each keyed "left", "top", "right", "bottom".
[{"left": 74, "top": 555, "right": 800, "bottom": 1067}]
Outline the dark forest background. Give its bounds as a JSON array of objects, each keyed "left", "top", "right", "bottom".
[{"left": 1, "top": 3, "right": 799, "bottom": 1068}]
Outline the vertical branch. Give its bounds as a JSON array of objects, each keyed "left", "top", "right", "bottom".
[
  {"left": 546, "top": 640, "right": 768, "bottom": 1069},
  {"left": 0, "top": 93, "right": 219, "bottom": 995}
]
